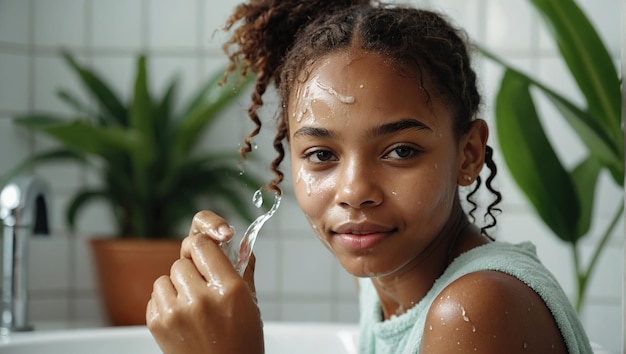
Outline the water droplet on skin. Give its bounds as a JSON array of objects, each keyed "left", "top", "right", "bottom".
[
  {"left": 461, "top": 306, "right": 470, "bottom": 322},
  {"left": 316, "top": 80, "right": 355, "bottom": 104},
  {"left": 297, "top": 167, "right": 314, "bottom": 195},
  {"left": 460, "top": 306, "right": 477, "bottom": 333},
  {"left": 523, "top": 342, "right": 528, "bottom": 349},
  {"left": 429, "top": 324, "right": 433, "bottom": 331},
  {"left": 359, "top": 84, "right": 364, "bottom": 89}
]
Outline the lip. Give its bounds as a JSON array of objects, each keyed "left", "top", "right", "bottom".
[{"left": 332, "top": 222, "right": 395, "bottom": 251}]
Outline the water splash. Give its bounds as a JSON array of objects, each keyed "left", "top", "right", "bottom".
[{"left": 222, "top": 188, "right": 281, "bottom": 276}]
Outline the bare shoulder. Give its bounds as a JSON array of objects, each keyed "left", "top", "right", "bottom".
[{"left": 420, "top": 270, "right": 568, "bottom": 354}]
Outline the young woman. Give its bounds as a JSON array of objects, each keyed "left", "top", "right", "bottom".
[{"left": 146, "top": 1, "right": 593, "bottom": 353}]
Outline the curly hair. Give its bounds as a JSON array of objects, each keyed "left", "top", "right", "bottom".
[{"left": 222, "top": 0, "right": 501, "bottom": 235}]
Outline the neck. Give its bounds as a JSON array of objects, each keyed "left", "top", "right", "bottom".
[{"left": 372, "top": 205, "right": 470, "bottom": 320}]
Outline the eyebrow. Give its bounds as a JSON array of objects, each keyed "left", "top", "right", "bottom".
[
  {"left": 292, "top": 126, "right": 339, "bottom": 139},
  {"left": 292, "top": 118, "right": 431, "bottom": 140},
  {"left": 368, "top": 118, "right": 432, "bottom": 137}
]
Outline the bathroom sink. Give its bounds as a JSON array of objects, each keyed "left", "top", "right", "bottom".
[
  {"left": 0, "top": 322, "right": 612, "bottom": 354},
  {"left": 0, "top": 322, "right": 359, "bottom": 354}
]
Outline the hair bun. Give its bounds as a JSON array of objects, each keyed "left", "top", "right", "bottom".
[{"left": 223, "top": 0, "right": 371, "bottom": 80}]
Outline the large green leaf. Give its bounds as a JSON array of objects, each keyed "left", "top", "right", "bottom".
[
  {"left": 480, "top": 49, "right": 623, "bottom": 185},
  {"left": 66, "top": 188, "right": 112, "bottom": 230},
  {"left": 0, "top": 148, "right": 88, "bottom": 186},
  {"left": 546, "top": 94, "right": 623, "bottom": 184},
  {"left": 61, "top": 51, "right": 128, "bottom": 126},
  {"left": 128, "top": 55, "right": 156, "bottom": 199},
  {"left": 530, "top": 0, "right": 621, "bottom": 140},
  {"left": 14, "top": 115, "right": 141, "bottom": 157},
  {"left": 153, "top": 77, "right": 178, "bottom": 147},
  {"left": 172, "top": 72, "right": 253, "bottom": 157},
  {"left": 496, "top": 70, "right": 580, "bottom": 242},
  {"left": 570, "top": 156, "right": 602, "bottom": 237}
]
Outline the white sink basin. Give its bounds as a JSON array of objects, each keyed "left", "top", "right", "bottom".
[{"left": 0, "top": 322, "right": 359, "bottom": 354}]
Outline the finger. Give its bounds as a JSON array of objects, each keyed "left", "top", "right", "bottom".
[
  {"left": 169, "top": 258, "right": 207, "bottom": 303},
  {"left": 146, "top": 298, "right": 160, "bottom": 325},
  {"left": 184, "top": 233, "right": 240, "bottom": 284},
  {"left": 150, "top": 275, "right": 177, "bottom": 317},
  {"left": 188, "top": 210, "right": 235, "bottom": 243}
]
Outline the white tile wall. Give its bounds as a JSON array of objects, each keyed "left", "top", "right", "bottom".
[{"left": 0, "top": 0, "right": 622, "bottom": 352}]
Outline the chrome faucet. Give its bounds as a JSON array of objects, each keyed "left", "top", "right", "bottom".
[{"left": 0, "top": 174, "right": 50, "bottom": 333}]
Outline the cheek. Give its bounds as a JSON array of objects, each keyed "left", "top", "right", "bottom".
[
  {"left": 292, "top": 166, "right": 337, "bottom": 209},
  {"left": 296, "top": 166, "right": 336, "bottom": 194}
]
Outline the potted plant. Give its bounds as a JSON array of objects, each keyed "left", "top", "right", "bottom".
[
  {"left": 480, "top": 0, "right": 623, "bottom": 312},
  {"left": 2, "top": 51, "right": 264, "bottom": 325}
]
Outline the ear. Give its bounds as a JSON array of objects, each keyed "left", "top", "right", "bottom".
[{"left": 457, "top": 119, "right": 489, "bottom": 186}]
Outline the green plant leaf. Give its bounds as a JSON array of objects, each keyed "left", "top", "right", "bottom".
[
  {"left": 66, "top": 188, "right": 112, "bottom": 231},
  {"left": 180, "top": 69, "right": 226, "bottom": 119},
  {"left": 495, "top": 70, "right": 580, "bottom": 242},
  {"left": 56, "top": 88, "right": 93, "bottom": 117},
  {"left": 0, "top": 148, "right": 88, "bottom": 186},
  {"left": 530, "top": 0, "right": 621, "bottom": 140},
  {"left": 127, "top": 55, "right": 156, "bottom": 199},
  {"left": 479, "top": 48, "right": 623, "bottom": 185},
  {"left": 545, "top": 93, "right": 623, "bottom": 184},
  {"left": 14, "top": 115, "right": 142, "bottom": 157},
  {"left": 173, "top": 71, "right": 253, "bottom": 157},
  {"left": 154, "top": 77, "right": 178, "bottom": 147},
  {"left": 129, "top": 55, "right": 154, "bottom": 136},
  {"left": 61, "top": 51, "right": 128, "bottom": 126},
  {"left": 570, "top": 156, "right": 602, "bottom": 237}
]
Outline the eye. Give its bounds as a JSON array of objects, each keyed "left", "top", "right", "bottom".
[
  {"left": 383, "top": 144, "right": 419, "bottom": 160},
  {"left": 302, "top": 149, "right": 338, "bottom": 163}
]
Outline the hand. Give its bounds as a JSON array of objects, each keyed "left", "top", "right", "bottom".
[{"left": 146, "top": 211, "right": 264, "bottom": 354}]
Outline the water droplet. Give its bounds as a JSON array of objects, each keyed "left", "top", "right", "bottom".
[
  {"left": 252, "top": 189, "right": 263, "bottom": 208},
  {"left": 461, "top": 306, "right": 470, "bottom": 322},
  {"left": 523, "top": 342, "right": 528, "bottom": 349},
  {"left": 429, "top": 324, "right": 433, "bottom": 331},
  {"left": 359, "top": 84, "right": 364, "bottom": 89}
]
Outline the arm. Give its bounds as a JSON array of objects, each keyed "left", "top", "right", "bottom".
[
  {"left": 146, "top": 210, "right": 264, "bottom": 354},
  {"left": 420, "top": 270, "right": 567, "bottom": 354}
]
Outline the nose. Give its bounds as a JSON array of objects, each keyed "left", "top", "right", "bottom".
[{"left": 334, "top": 159, "right": 383, "bottom": 208}]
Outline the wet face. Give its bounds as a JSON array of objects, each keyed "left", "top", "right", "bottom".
[{"left": 288, "top": 48, "right": 463, "bottom": 278}]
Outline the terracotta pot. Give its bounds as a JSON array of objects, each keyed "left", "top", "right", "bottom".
[{"left": 90, "top": 238, "right": 182, "bottom": 326}]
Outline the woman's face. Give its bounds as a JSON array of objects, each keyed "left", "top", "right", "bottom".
[{"left": 288, "top": 48, "right": 463, "bottom": 278}]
